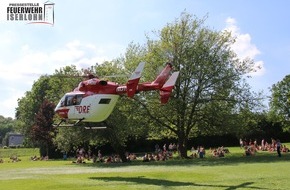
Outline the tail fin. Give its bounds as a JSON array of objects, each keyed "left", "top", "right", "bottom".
[
  {"left": 151, "top": 62, "right": 173, "bottom": 88},
  {"left": 160, "top": 71, "right": 179, "bottom": 104},
  {"left": 126, "top": 62, "right": 145, "bottom": 97}
]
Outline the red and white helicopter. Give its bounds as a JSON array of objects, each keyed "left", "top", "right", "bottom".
[{"left": 54, "top": 62, "right": 179, "bottom": 128}]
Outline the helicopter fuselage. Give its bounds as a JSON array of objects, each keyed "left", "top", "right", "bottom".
[{"left": 55, "top": 92, "right": 119, "bottom": 122}]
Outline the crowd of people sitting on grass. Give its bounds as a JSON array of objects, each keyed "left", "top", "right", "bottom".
[
  {"left": 30, "top": 155, "right": 49, "bottom": 161},
  {"left": 68, "top": 138, "right": 290, "bottom": 164},
  {"left": 142, "top": 151, "right": 173, "bottom": 162},
  {"left": 71, "top": 143, "right": 178, "bottom": 164},
  {"left": 240, "top": 138, "right": 289, "bottom": 156},
  {"left": 191, "top": 146, "right": 206, "bottom": 158},
  {"left": 73, "top": 150, "right": 145, "bottom": 164},
  {"left": 70, "top": 143, "right": 231, "bottom": 163},
  {"left": 190, "top": 146, "right": 230, "bottom": 158},
  {"left": 210, "top": 146, "right": 230, "bottom": 158},
  {"left": 72, "top": 147, "right": 92, "bottom": 164},
  {"left": 0, "top": 155, "right": 22, "bottom": 163}
]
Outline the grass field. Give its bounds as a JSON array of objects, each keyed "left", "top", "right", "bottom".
[{"left": 1, "top": 146, "right": 290, "bottom": 190}]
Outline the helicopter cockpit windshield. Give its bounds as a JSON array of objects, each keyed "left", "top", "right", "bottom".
[{"left": 56, "top": 92, "right": 84, "bottom": 108}]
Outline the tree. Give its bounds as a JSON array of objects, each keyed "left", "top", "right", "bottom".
[
  {"left": 0, "top": 116, "right": 15, "bottom": 145},
  {"left": 30, "top": 100, "right": 55, "bottom": 157},
  {"left": 121, "top": 12, "right": 262, "bottom": 158},
  {"left": 16, "top": 66, "right": 81, "bottom": 151},
  {"left": 16, "top": 76, "right": 55, "bottom": 147},
  {"left": 269, "top": 74, "right": 290, "bottom": 131}
]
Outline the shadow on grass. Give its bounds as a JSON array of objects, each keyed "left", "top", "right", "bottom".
[
  {"left": 90, "top": 176, "right": 268, "bottom": 189},
  {"left": 79, "top": 152, "right": 290, "bottom": 168}
]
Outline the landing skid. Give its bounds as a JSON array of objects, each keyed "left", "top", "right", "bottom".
[
  {"left": 83, "top": 121, "right": 108, "bottom": 130},
  {"left": 53, "top": 118, "right": 84, "bottom": 127},
  {"left": 84, "top": 126, "right": 107, "bottom": 130},
  {"left": 53, "top": 119, "right": 107, "bottom": 129}
]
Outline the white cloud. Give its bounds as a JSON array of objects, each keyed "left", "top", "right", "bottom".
[
  {"left": 0, "top": 89, "right": 24, "bottom": 118},
  {"left": 0, "top": 38, "right": 125, "bottom": 118},
  {"left": 1, "top": 40, "right": 124, "bottom": 79},
  {"left": 50, "top": 40, "right": 86, "bottom": 62},
  {"left": 224, "top": 17, "right": 265, "bottom": 76}
]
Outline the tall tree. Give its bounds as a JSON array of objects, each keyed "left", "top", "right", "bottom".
[
  {"left": 30, "top": 100, "right": 56, "bottom": 157},
  {"left": 16, "top": 76, "right": 52, "bottom": 145},
  {"left": 122, "top": 13, "right": 261, "bottom": 158},
  {"left": 269, "top": 74, "right": 290, "bottom": 131}
]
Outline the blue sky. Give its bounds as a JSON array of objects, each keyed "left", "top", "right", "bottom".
[{"left": 0, "top": 0, "right": 289, "bottom": 118}]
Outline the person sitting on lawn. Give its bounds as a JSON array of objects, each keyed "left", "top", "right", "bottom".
[
  {"left": 244, "top": 146, "right": 255, "bottom": 156},
  {"left": 282, "top": 145, "right": 289, "bottom": 152},
  {"left": 142, "top": 153, "right": 150, "bottom": 162}
]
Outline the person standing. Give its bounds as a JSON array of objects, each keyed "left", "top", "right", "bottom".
[
  {"left": 276, "top": 139, "right": 281, "bottom": 157},
  {"left": 240, "top": 138, "right": 243, "bottom": 149},
  {"left": 261, "top": 139, "right": 265, "bottom": 150}
]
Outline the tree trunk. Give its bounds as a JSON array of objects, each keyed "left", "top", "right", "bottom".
[
  {"left": 46, "top": 145, "right": 49, "bottom": 158},
  {"left": 114, "top": 146, "right": 128, "bottom": 163},
  {"left": 178, "top": 133, "right": 189, "bottom": 158},
  {"left": 105, "top": 126, "right": 128, "bottom": 163}
]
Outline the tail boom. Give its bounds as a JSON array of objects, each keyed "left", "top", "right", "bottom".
[{"left": 118, "top": 62, "right": 179, "bottom": 104}]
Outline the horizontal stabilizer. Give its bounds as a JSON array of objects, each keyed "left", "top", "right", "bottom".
[
  {"left": 127, "top": 62, "right": 145, "bottom": 97},
  {"left": 160, "top": 71, "right": 179, "bottom": 104}
]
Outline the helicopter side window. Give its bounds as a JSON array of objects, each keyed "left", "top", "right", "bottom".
[
  {"left": 99, "top": 98, "right": 111, "bottom": 104},
  {"left": 72, "top": 96, "right": 78, "bottom": 105},
  {"left": 76, "top": 95, "right": 83, "bottom": 104}
]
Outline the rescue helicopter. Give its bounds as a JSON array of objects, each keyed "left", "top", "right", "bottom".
[{"left": 54, "top": 62, "right": 179, "bottom": 128}]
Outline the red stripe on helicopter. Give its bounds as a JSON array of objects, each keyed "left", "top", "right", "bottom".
[{"left": 55, "top": 108, "right": 69, "bottom": 118}]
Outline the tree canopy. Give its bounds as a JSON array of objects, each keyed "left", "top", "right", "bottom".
[
  {"left": 119, "top": 13, "right": 262, "bottom": 157},
  {"left": 269, "top": 74, "right": 290, "bottom": 131}
]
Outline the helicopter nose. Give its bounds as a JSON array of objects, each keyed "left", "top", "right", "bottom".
[{"left": 55, "top": 107, "right": 69, "bottom": 119}]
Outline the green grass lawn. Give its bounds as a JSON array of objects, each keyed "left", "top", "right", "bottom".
[
  {"left": 0, "top": 148, "right": 39, "bottom": 158},
  {"left": 0, "top": 146, "right": 290, "bottom": 190}
]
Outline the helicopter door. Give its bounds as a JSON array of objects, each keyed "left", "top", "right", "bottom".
[{"left": 65, "top": 94, "right": 83, "bottom": 120}]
